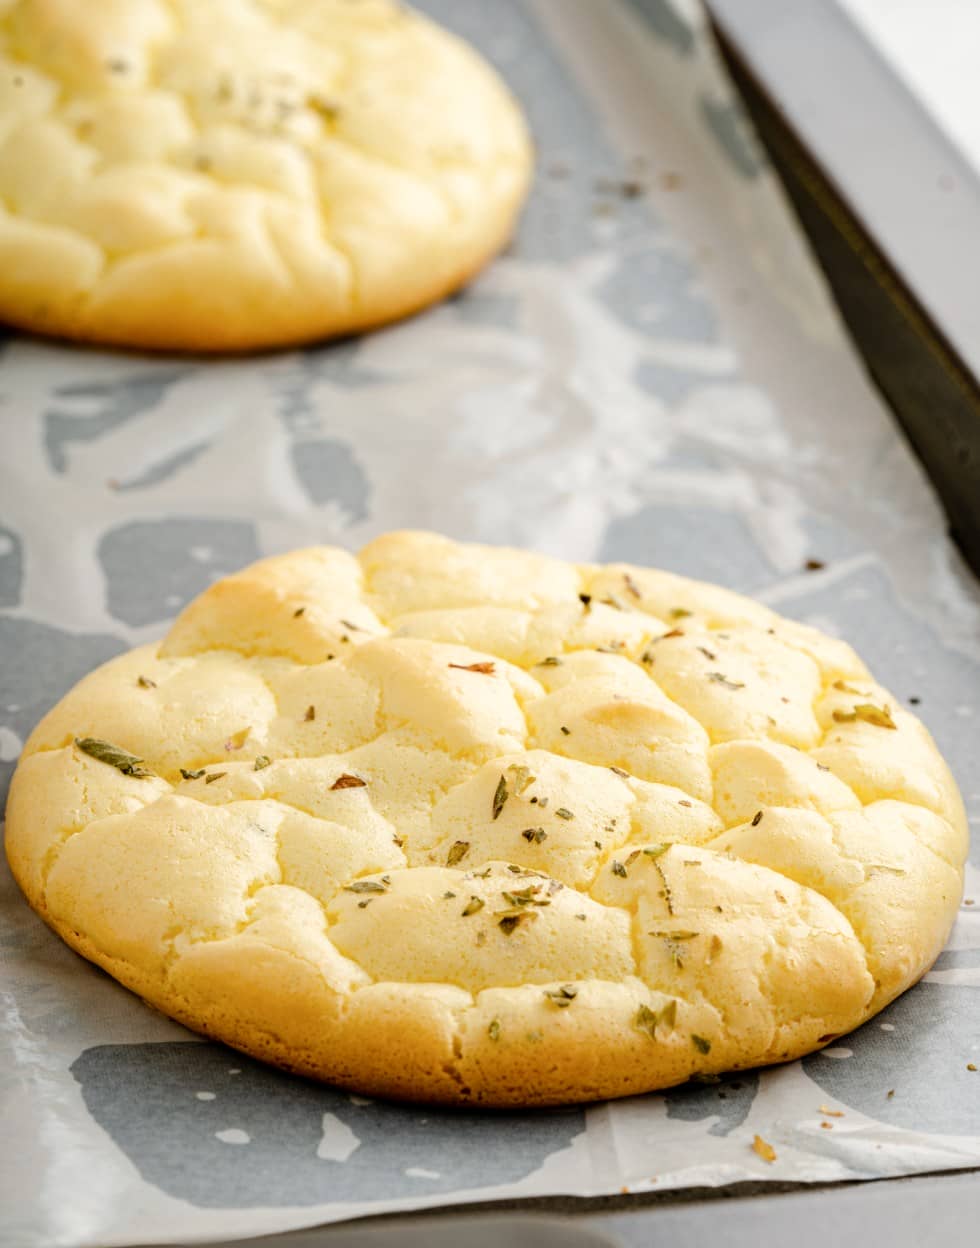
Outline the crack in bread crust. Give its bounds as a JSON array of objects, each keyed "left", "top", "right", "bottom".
[{"left": 4, "top": 531, "right": 968, "bottom": 1105}]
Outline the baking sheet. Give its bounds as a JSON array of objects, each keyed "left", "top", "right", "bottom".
[{"left": 1, "top": 2, "right": 979, "bottom": 1246}]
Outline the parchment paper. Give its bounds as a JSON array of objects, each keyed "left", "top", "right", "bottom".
[{"left": 1, "top": 2, "right": 978, "bottom": 1246}]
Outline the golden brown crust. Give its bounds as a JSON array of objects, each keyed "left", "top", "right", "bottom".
[{"left": 5, "top": 531, "right": 968, "bottom": 1105}]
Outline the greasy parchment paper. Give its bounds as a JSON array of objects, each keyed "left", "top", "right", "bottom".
[{"left": 1, "top": 2, "right": 979, "bottom": 1245}]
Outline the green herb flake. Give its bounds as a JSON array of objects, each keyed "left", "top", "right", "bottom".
[
  {"left": 447, "top": 840, "right": 470, "bottom": 867},
  {"left": 650, "top": 929, "right": 699, "bottom": 941},
  {"left": 204, "top": 771, "right": 227, "bottom": 784},
  {"left": 521, "top": 827, "right": 547, "bottom": 843},
  {"left": 136, "top": 675, "right": 156, "bottom": 689},
  {"left": 492, "top": 774, "right": 510, "bottom": 820},
  {"left": 576, "top": 913, "right": 587, "bottom": 921},
  {"left": 543, "top": 984, "right": 578, "bottom": 1008},
  {"left": 692, "top": 1034, "right": 712, "bottom": 1055},
  {"left": 293, "top": 606, "right": 306, "bottom": 618},
  {"left": 180, "top": 767, "right": 206, "bottom": 781},
  {"left": 612, "top": 860, "right": 628, "bottom": 878},
  {"left": 623, "top": 573, "right": 642, "bottom": 599},
  {"left": 253, "top": 755, "right": 272, "bottom": 771},
  {"left": 669, "top": 607, "right": 692, "bottom": 620},
  {"left": 498, "top": 915, "right": 522, "bottom": 935},
  {"left": 560, "top": 725, "right": 571, "bottom": 736},
  {"left": 304, "top": 704, "right": 316, "bottom": 721},
  {"left": 488, "top": 1019, "right": 501, "bottom": 1041},
  {"left": 75, "top": 737, "right": 154, "bottom": 778},
  {"left": 537, "top": 656, "right": 563, "bottom": 667},
  {"left": 610, "top": 766, "right": 629, "bottom": 779},
  {"left": 634, "top": 1001, "right": 678, "bottom": 1039},
  {"left": 443, "top": 890, "right": 457, "bottom": 899},
  {"left": 462, "top": 896, "right": 485, "bottom": 916},
  {"left": 751, "top": 810, "right": 764, "bottom": 827},
  {"left": 345, "top": 880, "right": 387, "bottom": 894},
  {"left": 708, "top": 671, "right": 745, "bottom": 690},
  {"left": 555, "top": 807, "right": 574, "bottom": 820},
  {"left": 643, "top": 843, "right": 670, "bottom": 861}
]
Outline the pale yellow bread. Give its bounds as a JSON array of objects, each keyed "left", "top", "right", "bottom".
[
  {"left": 5, "top": 532, "right": 968, "bottom": 1106},
  {"left": 0, "top": 1, "right": 532, "bottom": 351}
]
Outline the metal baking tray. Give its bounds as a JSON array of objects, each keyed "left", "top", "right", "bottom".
[{"left": 707, "top": 0, "right": 980, "bottom": 579}]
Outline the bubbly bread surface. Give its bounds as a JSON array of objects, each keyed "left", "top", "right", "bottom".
[
  {"left": 5, "top": 532, "right": 967, "bottom": 1105},
  {"left": 0, "top": 1, "right": 531, "bottom": 350}
]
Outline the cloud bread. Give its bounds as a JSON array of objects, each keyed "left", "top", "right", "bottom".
[
  {"left": 5, "top": 532, "right": 968, "bottom": 1106},
  {"left": 0, "top": 1, "right": 531, "bottom": 351}
]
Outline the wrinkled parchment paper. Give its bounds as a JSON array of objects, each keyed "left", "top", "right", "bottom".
[{"left": 2, "top": 2, "right": 978, "bottom": 1245}]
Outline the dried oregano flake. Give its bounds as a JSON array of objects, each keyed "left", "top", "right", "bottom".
[
  {"left": 75, "top": 737, "right": 154, "bottom": 778},
  {"left": 543, "top": 984, "right": 578, "bottom": 1008},
  {"left": 492, "top": 774, "right": 509, "bottom": 820},
  {"left": 634, "top": 999, "right": 677, "bottom": 1039},
  {"left": 447, "top": 841, "right": 470, "bottom": 867}
]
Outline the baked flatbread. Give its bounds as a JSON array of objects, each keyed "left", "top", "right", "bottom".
[
  {"left": 6, "top": 532, "right": 967, "bottom": 1105},
  {"left": 0, "top": 1, "right": 531, "bottom": 350}
]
